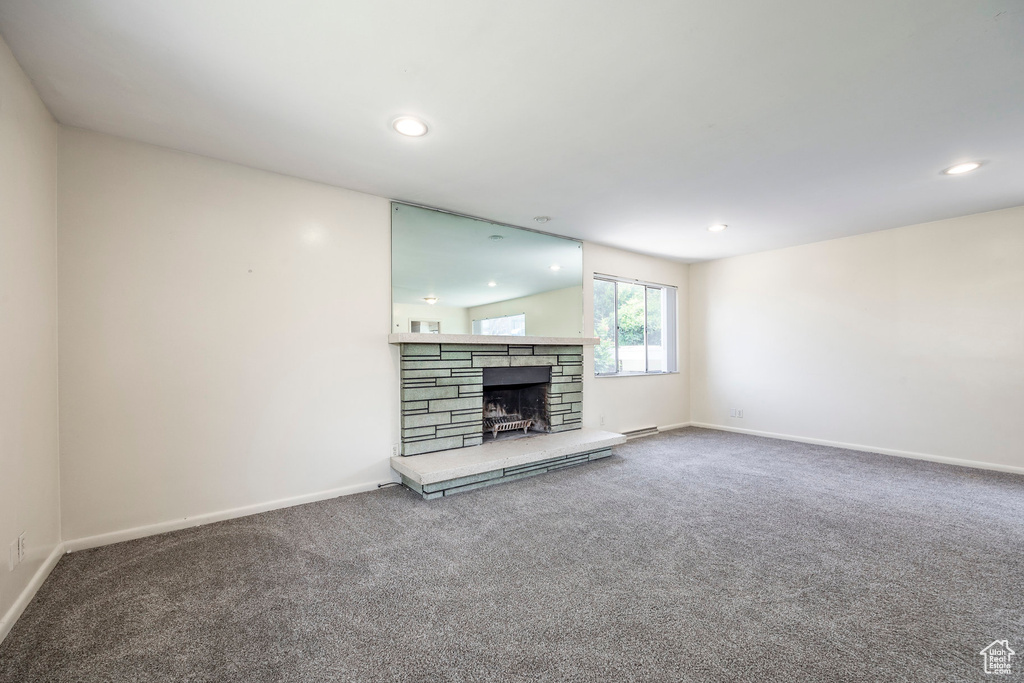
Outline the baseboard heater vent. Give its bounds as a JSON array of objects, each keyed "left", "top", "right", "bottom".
[{"left": 622, "top": 426, "right": 659, "bottom": 440}]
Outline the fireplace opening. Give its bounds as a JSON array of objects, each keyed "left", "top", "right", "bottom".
[{"left": 482, "top": 366, "right": 551, "bottom": 442}]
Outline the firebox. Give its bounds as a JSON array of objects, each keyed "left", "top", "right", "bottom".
[{"left": 481, "top": 366, "right": 552, "bottom": 441}]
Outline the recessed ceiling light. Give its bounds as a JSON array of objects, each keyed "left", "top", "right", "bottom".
[
  {"left": 943, "top": 161, "right": 981, "bottom": 175},
  {"left": 488, "top": 234, "right": 504, "bottom": 241},
  {"left": 423, "top": 297, "right": 438, "bottom": 304},
  {"left": 708, "top": 224, "right": 728, "bottom": 232},
  {"left": 534, "top": 216, "right": 551, "bottom": 223},
  {"left": 392, "top": 116, "right": 428, "bottom": 137},
  {"left": 487, "top": 281, "right": 497, "bottom": 287},
  {"left": 549, "top": 264, "right": 561, "bottom": 271}
]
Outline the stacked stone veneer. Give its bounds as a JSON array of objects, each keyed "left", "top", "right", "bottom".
[{"left": 400, "top": 343, "right": 583, "bottom": 456}]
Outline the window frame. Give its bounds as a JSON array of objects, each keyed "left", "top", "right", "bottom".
[
  {"left": 593, "top": 274, "right": 678, "bottom": 377},
  {"left": 472, "top": 312, "right": 527, "bottom": 336}
]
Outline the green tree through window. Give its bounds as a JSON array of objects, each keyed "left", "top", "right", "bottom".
[
  {"left": 594, "top": 279, "right": 616, "bottom": 373},
  {"left": 593, "top": 276, "right": 676, "bottom": 374}
]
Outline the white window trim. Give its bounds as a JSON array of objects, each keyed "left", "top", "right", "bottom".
[
  {"left": 593, "top": 274, "right": 678, "bottom": 377},
  {"left": 472, "top": 312, "right": 527, "bottom": 336}
]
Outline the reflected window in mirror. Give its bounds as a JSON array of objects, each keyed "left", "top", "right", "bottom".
[
  {"left": 472, "top": 313, "right": 525, "bottom": 336},
  {"left": 410, "top": 320, "right": 440, "bottom": 334}
]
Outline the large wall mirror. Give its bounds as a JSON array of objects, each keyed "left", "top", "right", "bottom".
[{"left": 392, "top": 203, "right": 584, "bottom": 337}]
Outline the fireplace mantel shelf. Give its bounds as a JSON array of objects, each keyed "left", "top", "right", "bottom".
[{"left": 388, "top": 333, "right": 600, "bottom": 346}]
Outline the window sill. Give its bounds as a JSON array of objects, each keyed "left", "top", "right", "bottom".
[{"left": 595, "top": 371, "right": 680, "bottom": 378}]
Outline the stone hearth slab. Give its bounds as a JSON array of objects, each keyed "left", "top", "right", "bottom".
[{"left": 391, "top": 428, "right": 626, "bottom": 497}]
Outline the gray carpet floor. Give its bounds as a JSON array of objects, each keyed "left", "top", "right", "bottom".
[{"left": 1, "top": 427, "right": 1022, "bottom": 682}]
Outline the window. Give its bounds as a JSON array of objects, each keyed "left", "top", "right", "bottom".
[
  {"left": 594, "top": 276, "right": 677, "bottom": 375},
  {"left": 473, "top": 313, "right": 526, "bottom": 336}
]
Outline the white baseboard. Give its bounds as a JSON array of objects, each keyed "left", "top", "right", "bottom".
[
  {"left": 64, "top": 479, "right": 386, "bottom": 553},
  {"left": 690, "top": 422, "right": 1024, "bottom": 476},
  {"left": 658, "top": 422, "right": 692, "bottom": 433},
  {"left": 0, "top": 542, "right": 65, "bottom": 645}
]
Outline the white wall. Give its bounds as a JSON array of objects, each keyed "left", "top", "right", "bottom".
[
  {"left": 57, "top": 128, "right": 399, "bottom": 543},
  {"left": 468, "top": 286, "right": 584, "bottom": 337},
  {"left": 583, "top": 243, "right": 689, "bottom": 433},
  {"left": 0, "top": 36, "right": 61, "bottom": 634},
  {"left": 690, "top": 206, "right": 1024, "bottom": 471}
]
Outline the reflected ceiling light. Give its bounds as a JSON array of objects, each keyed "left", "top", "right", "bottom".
[
  {"left": 392, "top": 116, "right": 428, "bottom": 137},
  {"left": 488, "top": 234, "right": 504, "bottom": 241},
  {"left": 423, "top": 297, "right": 438, "bottom": 304},
  {"left": 487, "top": 281, "right": 497, "bottom": 287},
  {"left": 943, "top": 161, "right": 981, "bottom": 175},
  {"left": 708, "top": 224, "right": 728, "bottom": 232},
  {"left": 549, "top": 264, "right": 561, "bottom": 271},
  {"left": 534, "top": 216, "right": 551, "bottom": 223}
]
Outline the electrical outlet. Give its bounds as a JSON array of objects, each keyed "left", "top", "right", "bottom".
[
  {"left": 599, "top": 415, "right": 605, "bottom": 427},
  {"left": 8, "top": 541, "right": 17, "bottom": 570},
  {"left": 730, "top": 408, "right": 744, "bottom": 418},
  {"left": 391, "top": 443, "right": 400, "bottom": 457},
  {"left": 18, "top": 532, "right": 26, "bottom": 562}
]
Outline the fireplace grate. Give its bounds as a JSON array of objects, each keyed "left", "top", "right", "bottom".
[{"left": 483, "top": 414, "right": 534, "bottom": 439}]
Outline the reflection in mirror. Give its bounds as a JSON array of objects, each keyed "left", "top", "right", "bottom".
[
  {"left": 409, "top": 320, "right": 440, "bottom": 334},
  {"left": 392, "top": 204, "right": 584, "bottom": 337}
]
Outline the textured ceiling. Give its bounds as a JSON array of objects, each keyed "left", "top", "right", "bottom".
[{"left": 1, "top": 0, "right": 1022, "bottom": 262}]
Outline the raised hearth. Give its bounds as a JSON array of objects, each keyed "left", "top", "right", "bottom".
[{"left": 392, "top": 428, "right": 627, "bottom": 499}]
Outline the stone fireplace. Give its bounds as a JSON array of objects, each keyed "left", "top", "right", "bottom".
[
  {"left": 399, "top": 343, "right": 582, "bottom": 456},
  {"left": 391, "top": 334, "right": 624, "bottom": 499}
]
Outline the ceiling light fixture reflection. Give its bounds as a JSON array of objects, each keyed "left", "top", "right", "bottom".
[
  {"left": 488, "top": 234, "right": 504, "bottom": 241},
  {"left": 549, "top": 264, "right": 561, "bottom": 271},
  {"left": 487, "top": 281, "right": 497, "bottom": 287},
  {"left": 943, "top": 161, "right": 981, "bottom": 175},
  {"left": 534, "top": 216, "right": 551, "bottom": 223},
  {"left": 392, "top": 116, "right": 429, "bottom": 137},
  {"left": 423, "top": 297, "right": 438, "bottom": 304},
  {"left": 708, "top": 224, "right": 728, "bottom": 232}
]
